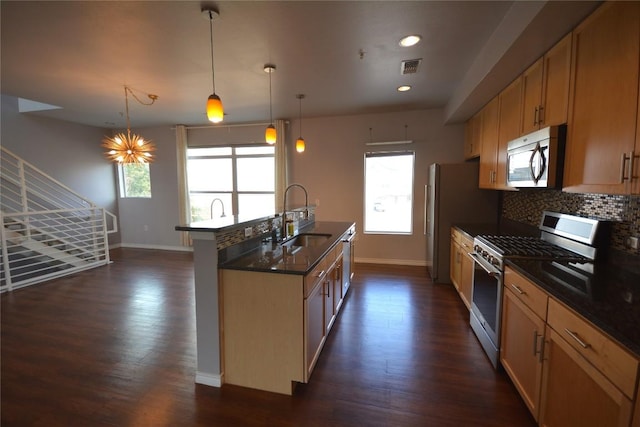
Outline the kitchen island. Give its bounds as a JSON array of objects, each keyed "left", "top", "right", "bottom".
[
  {"left": 175, "top": 212, "right": 289, "bottom": 387},
  {"left": 219, "top": 221, "right": 356, "bottom": 395},
  {"left": 176, "top": 215, "right": 355, "bottom": 394}
]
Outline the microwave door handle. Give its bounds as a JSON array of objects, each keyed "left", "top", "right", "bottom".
[
  {"left": 536, "top": 146, "right": 547, "bottom": 182},
  {"left": 529, "top": 143, "right": 546, "bottom": 184}
]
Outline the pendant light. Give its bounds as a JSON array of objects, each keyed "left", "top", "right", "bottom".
[
  {"left": 203, "top": 8, "right": 223, "bottom": 123},
  {"left": 296, "top": 94, "right": 305, "bottom": 153},
  {"left": 102, "top": 85, "right": 157, "bottom": 164},
  {"left": 264, "top": 64, "right": 276, "bottom": 144}
]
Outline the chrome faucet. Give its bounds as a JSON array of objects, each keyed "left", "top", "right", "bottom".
[
  {"left": 282, "top": 183, "right": 308, "bottom": 239},
  {"left": 210, "top": 198, "right": 227, "bottom": 219}
]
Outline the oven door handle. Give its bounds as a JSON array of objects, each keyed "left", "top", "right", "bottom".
[{"left": 469, "top": 253, "right": 502, "bottom": 277}]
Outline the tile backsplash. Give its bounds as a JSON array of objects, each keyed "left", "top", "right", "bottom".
[{"left": 502, "top": 190, "right": 640, "bottom": 256}]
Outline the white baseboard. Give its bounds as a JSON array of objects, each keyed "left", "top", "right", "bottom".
[
  {"left": 195, "top": 372, "right": 222, "bottom": 387},
  {"left": 117, "top": 243, "right": 193, "bottom": 252},
  {"left": 355, "top": 257, "right": 427, "bottom": 267}
]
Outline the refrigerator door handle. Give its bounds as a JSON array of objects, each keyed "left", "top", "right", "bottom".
[{"left": 424, "top": 184, "right": 430, "bottom": 236}]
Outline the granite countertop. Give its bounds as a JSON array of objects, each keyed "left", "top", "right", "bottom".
[
  {"left": 175, "top": 213, "right": 278, "bottom": 233},
  {"left": 219, "top": 221, "right": 355, "bottom": 276},
  {"left": 455, "top": 221, "right": 640, "bottom": 358},
  {"left": 506, "top": 259, "right": 640, "bottom": 358}
]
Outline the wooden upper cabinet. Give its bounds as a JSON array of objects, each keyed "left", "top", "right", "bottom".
[
  {"left": 464, "top": 112, "right": 482, "bottom": 159},
  {"left": 496, "top": 77, "right": 523, "bottom": 188},
  {"left": 478, "top": 97, "right": 500, "bottom": 189},
  {"left": 564, "top": 1, "right": 640, "bottom": 194},
  {"left": 478, "top": 77, "right": 523, "bottom": 190},
  {"left": 521, "top": 33, "right": 572, "bottom": 135},
  {"left": 521, "top": 57, "right": 544, "bottom": 135}
]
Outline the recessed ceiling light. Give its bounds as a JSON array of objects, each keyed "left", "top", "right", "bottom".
[
  {"left": 397, "top": 85, "right": 412, "bottom": 92},
  {"left": 399, "top": 35, "right": 421, "bottom": 47}
]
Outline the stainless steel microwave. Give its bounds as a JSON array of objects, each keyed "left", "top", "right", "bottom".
[{"left": 506, "top": 125, "right": 566, "bottom": 188}]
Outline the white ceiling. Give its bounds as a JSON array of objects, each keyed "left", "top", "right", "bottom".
[{"left": 1, "top": 1, "right": 599, "bottom": 130}]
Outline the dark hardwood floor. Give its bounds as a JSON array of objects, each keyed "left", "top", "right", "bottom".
[{"left": 1, "top": 248, "right": 535, "bottom": 427}]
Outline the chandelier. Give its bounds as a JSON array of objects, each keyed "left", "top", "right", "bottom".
[{"left": 102, "top": 86, "right": 157, "bottom": 164}]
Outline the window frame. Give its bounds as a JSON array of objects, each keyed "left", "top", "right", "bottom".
[
  {"left": 117, "top": 162, "right": 152, "bottom": 199},
  {"left": 186, "top": 144, "right": 275, "bottom": 221},
  {"left": 363, "top": 150, "right": 415, "bottom": 235}
]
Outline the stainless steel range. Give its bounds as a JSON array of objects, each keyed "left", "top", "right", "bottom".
[{"left": 468, "top": 211, "right": 609, "bottom": 368}]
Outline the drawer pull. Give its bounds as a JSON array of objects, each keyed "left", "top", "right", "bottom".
[
  {"left": 564, "top": 328, "right": 591, "bottom": 349},
  {"left": 511, "top": 284, "right": 527, "bottom": 295}
]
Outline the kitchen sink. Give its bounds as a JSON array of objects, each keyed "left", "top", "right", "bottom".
[{"left": 281, "top": 233, "right": 332, "bottom": 247}]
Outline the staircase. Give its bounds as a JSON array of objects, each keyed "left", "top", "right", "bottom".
[{"left": 1, "top": 147, "right": 117, "bottom": 292}]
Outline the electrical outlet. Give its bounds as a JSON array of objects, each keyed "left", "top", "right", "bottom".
[
  {"left": 143, "top": 224, "right": 148, "bottom": 232},
  {"left": 627, "top": 236, "right": 639, "bottom": 249},
  {"left": 244, "top": 227, "right": 252, "bottom": 238},
  {"left": 315, "top": 198, "right": 320, "bottom": 207}
]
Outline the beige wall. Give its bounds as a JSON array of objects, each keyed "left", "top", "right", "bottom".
[{"left": 286, "top": 108, "right": 466, "bottom": 266}]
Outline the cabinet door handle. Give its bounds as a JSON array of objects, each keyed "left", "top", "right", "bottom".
[
  {"left": 564, "top": 328, "right": 591, "bottom": 349},
  {"left": 316, "top": 270, "right": 325, "bottom": 278},
  {"left": 538, "top": 105, "right": 544, "bottom": 125},
  {"left": 620, "top": 153, "right": 631, "bottom": 183},
  {"left": 533, "top": 331, "right": 544, "bottom": 362},
  {"left": 630, "top": 151, "right": 639, "bottom": 181},
  {"left": 511, "top": 284, "right": 527, "bottom": 295},
  {"left": 533, "top": 106, "right": 539, "bottom": 126}
]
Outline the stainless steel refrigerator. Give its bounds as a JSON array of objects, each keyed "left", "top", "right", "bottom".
[{"left": 426, "top": 162, "right": 498, "bottom": 283}]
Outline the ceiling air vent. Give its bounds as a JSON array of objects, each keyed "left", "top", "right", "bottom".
[{"left": 401, "top": 58, "right": 422, "bottom": 75}]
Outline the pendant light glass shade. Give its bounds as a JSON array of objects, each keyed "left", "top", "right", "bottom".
[
  {"left": 265, "top": 124, "right": 277, "bottom": 144},
  {"left": 207, "top": 94, "right": 223, "bottom": 123},
  {"left": 296, "top": 94, "right": 305, "bottom": 153},
  {"left": 264, "top": 64, "right": 276, "bottom": 144},
  {"left": 204, "top": 8, "right": 223, "bottom": 123}
]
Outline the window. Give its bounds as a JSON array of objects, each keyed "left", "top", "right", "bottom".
[
  {"left": 119, "top": 163, "right": 152, "bottom": 198},
  {"left": 364, "top": 151, "right": 414, "bottom": 234},
  {"left": 187, "top": 145, "right": 275, "bottom": 222}
]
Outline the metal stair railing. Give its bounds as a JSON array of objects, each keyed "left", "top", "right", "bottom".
[{"left": 1, "top": 147, "right": 118, "bottom": 291}]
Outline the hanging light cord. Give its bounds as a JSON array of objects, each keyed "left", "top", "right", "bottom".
[
  {"left": 208, "top": 11, "right": 216, "bottom": 94},
  {"left": 298, "top": 95, "right": 303, "bottom": 137},
  {"left": 269, "top": 68, "right": 273, "bottom": 124},
  {"left": 122, "top": 86, "right": 158, "bottom": 135}
]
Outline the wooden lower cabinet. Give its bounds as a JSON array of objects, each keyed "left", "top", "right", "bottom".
[
  {"left": 459, "top": 247, "right": 473, "bottom": 309},
  {"left": 221, "top": 244, "right": 346, "bottom": 395},
  {"left": 632, "top": 394, "right": 640, "bottom": 427},
  {"left": 500, "top": 286, "right": 546, "bottom": 421},
  {"left": 539, "top": 326, "right": 634, "bottom": 427},
  {"left": 306, "top": 273, "right": 327, "bottom": 380},
  {"left": 502, "top": 267, "right": 639, "bottom": 426},
  {"left": 450, "top": 235, "right": 462, "bottom": 291},
  {"left": 450, "top": 228, "right": 473, "bottom": 310}
]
